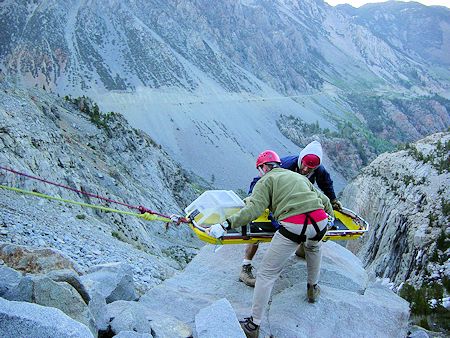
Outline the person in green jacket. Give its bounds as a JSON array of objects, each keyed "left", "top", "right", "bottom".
[{"left": 208, "top": 150, "right": 333, "bottom": 338}]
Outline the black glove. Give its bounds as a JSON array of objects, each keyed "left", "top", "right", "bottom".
[{"left": 331, "top": 199, "right": 343, "bottom": 211}]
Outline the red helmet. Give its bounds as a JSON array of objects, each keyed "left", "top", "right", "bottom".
[
  {"left": 256, "top": 150, "right": 281, "bottom": 168},
  {"left": 301, "top": 154, "right": 320, "bottom": 169}
]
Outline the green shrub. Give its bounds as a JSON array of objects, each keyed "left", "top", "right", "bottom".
[
  {"left": 413, "top": 287, "right": 431, "bottom": 316},
  {"left": 443, "top": 276, "right": 450, "bottom": 293},
  {"left": 399, "top": 283, "right": 430, "bottom": 316},
  {"left": 428, "top": 212, "right": 438, "bottom": 226},
  {"left": 418, "top": 317, "right": 430, "bottom": 330},
  {"left": 429, "top": 248, "right": 439, "bottom": 263},
  {"left": 65, "top": 95, "right": 111, "bottom": 132},
  {"left": 403, "top": 175, "right": 414, "bottom": 186},
  {"left": 399, "top": 283, "right": 415, "bottom": 302},
  {"left": 442, "top": 199, "right": 450, "bottom": 217},
  {"left": 427, "top": 283, "right": 444, "bottom": 302},
  {"left": 436, "top": 229, "right": 449, "bottom": 252}
]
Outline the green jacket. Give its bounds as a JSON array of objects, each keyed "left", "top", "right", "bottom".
[{"left": 228, "top": 168, "right": 333, "bottom": 229}]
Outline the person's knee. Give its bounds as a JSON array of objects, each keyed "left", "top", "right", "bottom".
[
  {"left": 305, "top": 241, "right": 321, "bottom": 252},
  {"left": 257, "top": 265, "right": 282, "bottom": 279}
]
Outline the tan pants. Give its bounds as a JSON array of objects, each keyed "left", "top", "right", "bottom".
[{"left": 251, "top": 218, "right": 328, "bottom": 325}]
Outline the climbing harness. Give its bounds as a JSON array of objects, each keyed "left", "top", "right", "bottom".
[{"left": 278, "top": 212, "right": 327, "bottom": 244}]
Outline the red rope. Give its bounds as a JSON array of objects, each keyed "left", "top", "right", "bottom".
[{"left": 0, "top": 165, "right": 187, "bottom": 222}]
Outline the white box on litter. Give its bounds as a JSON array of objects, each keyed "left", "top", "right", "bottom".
[{"left": 184, "top": 190, "right": 245, "bottom": 225}]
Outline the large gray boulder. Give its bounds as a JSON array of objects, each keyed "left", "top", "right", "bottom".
[
  {"left": 0, "top": 297, "right": 93, "bottom": 338},
  {"left": 2, "top": 275, "right": 96, "bottom": 335},
  {"left": 88, "top": 290, "right": 109, "bottom": 332},
  {"left": 32, "top": 276, "right": 97, "bottom": 335},
  {"left": 0, "top": 265, "right": 22, "bottom": 297},
  {"left": 81, "top": 262, "right": 137, "bottom": 303},
  {"left": 2, "top": 275, "right": 34, "bottom": 302},
  {"left": 106, "top": 300, "right": 192, "bottom": 337},
  {"left": 195, "top": 298, "right": 245, "bottom": 338},
  {"left": 46, "top": 269, "right": 90, "bottom": 304}
]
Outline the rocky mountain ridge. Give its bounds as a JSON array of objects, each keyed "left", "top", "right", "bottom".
[
  {"left": 342, "top": 132, "right": 449, "bottom": 287},
  {"left": 339, "top": 1, "right": 450, "bottom": 68},
  {"left": 3, "top": 0, "right": 448, "bottom": 94},
  {"left": 1, "top": 0, "right": 449, "bottom": 189}
]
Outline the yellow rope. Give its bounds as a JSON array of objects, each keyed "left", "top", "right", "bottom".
[{"left": 0, "top": 184, "right": 172, "bottom": 223}]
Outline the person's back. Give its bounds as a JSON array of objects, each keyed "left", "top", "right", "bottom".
[{"left": 246, "top": 168, "right": 331, "bottom": 223}]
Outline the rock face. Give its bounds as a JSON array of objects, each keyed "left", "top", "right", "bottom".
[
  {"left": 0, "top": 297, "right": 94, "bottom": 338},
  {"left": 106, "top": 300, "right": 193, "bottom": 337},
  {"left": 139, "top": 242, "right": 410, "bottom": 338},
  {"left": 195, "top": 298, "right": 245, "bottom": 338},
  {"left": 0, "top": 84, "right": 202, "bottom": 293},
  {"left": 341, "top": 132, "right": 450, "bottom": 288},
  {"left": 81, "top": 262, "right": 138, "bottom": 304},
  {"left": 339, "top": 1, "right": 450, "bottom": 68}
]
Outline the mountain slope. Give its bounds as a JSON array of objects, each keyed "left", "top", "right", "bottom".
[
  {"left": 2, "top": 0, "right": 446, "bottom": 93},
  {"left": 0, "top": 83, "right": 203, "bottom": 292},
  {"left": 1, "top": 0, "right": 449, "bottom": 189},
  {"left": 338, "top": 1, "right": 450, "bottom": 68}
]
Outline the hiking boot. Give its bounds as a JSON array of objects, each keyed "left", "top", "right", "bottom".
[
  {"left": 295, "top": 244, "right": 305, "bottom": 258},
  {"left": 239, "top": 264, "right": 256, "bottom": 287},
  {"left": 307, "top": 283, "right": 320, "bottom": 303},
  {"left": 239, "top": 316, "right": 259, "bottom": 338}
]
